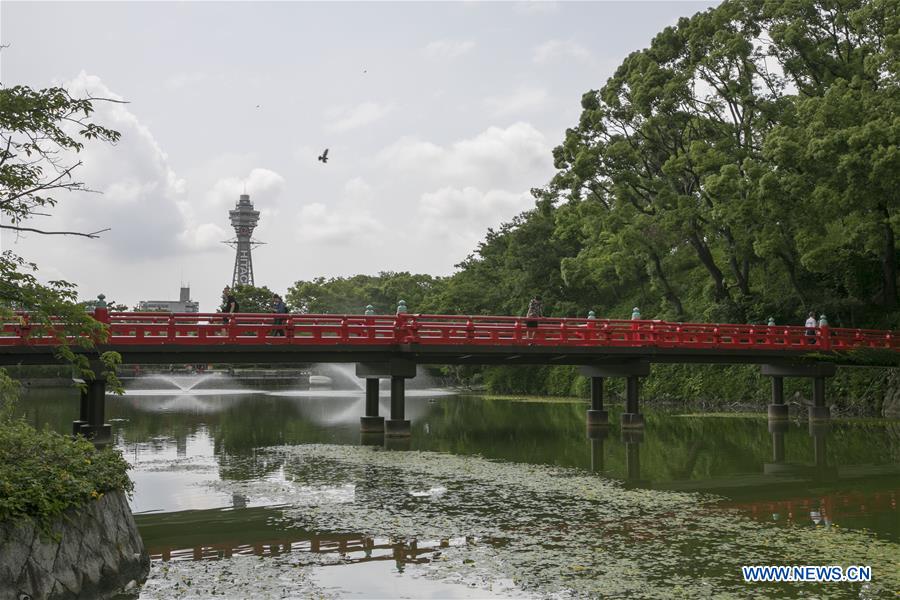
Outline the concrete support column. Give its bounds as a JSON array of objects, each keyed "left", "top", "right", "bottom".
[
  {"left": 386, "top": 376, "right": 411, "bottom": 437},
  {"left": 768, "top": 376, "right": 788, "bottom": 419},
  {"left": 621, "top": 375, "right": 644, "bottom": 428},
  {"left": 360, "top": 378, "right": 384, "bottom": 433},
  {"left": 357, "top": 360, "right": 414, "bottom": 438},
  {"left": 763, "top": 364, "right": 836, "bottom": 423},
  {"left": 78, "top": 374, "right": 111, "bottom": 444},
  {"left": 809, "top": 376, "right": 830, "bottom": 420},
  {"left": 72, "top": 384, "right": 89, "bottom": 436},
  {"left": 586, "top": 376, "right": 608, "bottom": 426}
]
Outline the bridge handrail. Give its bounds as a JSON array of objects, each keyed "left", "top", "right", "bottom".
[{"left": 1, "top": 311, "right": 899, "bottom": 352}]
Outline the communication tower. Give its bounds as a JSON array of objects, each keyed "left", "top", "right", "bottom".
[{"left": 223, "top": 193, "right": 264, "bottom": 287}]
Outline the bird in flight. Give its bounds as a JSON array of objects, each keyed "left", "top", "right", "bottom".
[{"left": 318, "top": 148, "right": 329, "bottom": 163}]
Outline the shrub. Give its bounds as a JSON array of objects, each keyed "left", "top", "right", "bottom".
[{"left": 0, "top": 418, "right": 133, "bottom": 535}]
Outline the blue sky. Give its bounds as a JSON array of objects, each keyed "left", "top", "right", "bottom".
[{"left": 1, "top": 1, "right": 718, "bottom": 311}]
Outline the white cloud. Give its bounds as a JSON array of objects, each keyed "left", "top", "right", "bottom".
[
  {"left": 325, "top": 102, "right": 394, "bottom": 133},
  {"left": 424, "top": 40, "right": 476, "bottom": 59},
  {"left": 343, "top": 177, "right": 373, "bottom": 202},
  {"left": 179, "top": 222, "right": 228, "bottom": 251},
  {"left": 417, "top": 186, "right": 534, "bottom": 250},
  {"left": 484, "top": 87, "right": 550, "bottom": 117},
  {"left": 296, "top": 203, "right": 385, "bottom": 244},
  {"left": 375, "top": 122, "right": 551, "bottom": 191},
  {"left": 28, "top": 71, "right": 189, "bottom": 259},
  {"left": 533, "top": 40, "right": 591, "bottom": 65},
  {"left": 206, "top": 168, "right": 286, "bottom": 207}
]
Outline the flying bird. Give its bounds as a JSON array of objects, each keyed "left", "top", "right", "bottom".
[{"left": 318, "top": 148, "right": 329, "bottom": 163}]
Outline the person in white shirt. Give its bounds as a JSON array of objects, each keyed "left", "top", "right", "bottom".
[{"left": 805, "top": 311, "right": 817, "bottom": 344}]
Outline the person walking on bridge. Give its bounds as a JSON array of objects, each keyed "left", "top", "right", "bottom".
[
  {"left": 271, "top": 295, "right": 287, "bottom": 336},
  {"left": 525, "top": 295, "right": 543, "bottom": 341},
  {"left": 805, "top": 311, "right": 817, "bottom": 344},
  {"left": 223, "top": 292, "right": 239, "bottom": 325}
]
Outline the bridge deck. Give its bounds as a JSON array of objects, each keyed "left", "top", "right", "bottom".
[{"left": 1, "top": 312, "right": 898, "bottom": 366}]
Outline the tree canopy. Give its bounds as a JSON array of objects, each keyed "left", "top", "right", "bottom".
[
  {"left": 288, "top": 0, "right": 898, "bottom": 333},
  {"left": 0, "top": 81, "right": 122, "bottom": 377}
]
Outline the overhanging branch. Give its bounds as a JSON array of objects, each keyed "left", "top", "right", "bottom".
[{"left": 0, "top": 224, "right": 110, "bottom": 238}]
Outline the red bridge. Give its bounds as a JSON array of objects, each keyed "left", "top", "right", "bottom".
[{"left": 2, "top": 308, "right": 897, "bottom": 442}]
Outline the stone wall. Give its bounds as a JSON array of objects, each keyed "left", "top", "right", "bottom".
[{"left": 0, "top": 490, "right": 149, "bottom": 600}]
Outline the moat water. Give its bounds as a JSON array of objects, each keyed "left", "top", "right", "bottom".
[{"left": 14, "top": 378, "right": 900, "bottom": 599}]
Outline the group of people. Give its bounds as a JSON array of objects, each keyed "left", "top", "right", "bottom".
[{"left": 219, "top": 287, "right": 288, "bottom": 334}]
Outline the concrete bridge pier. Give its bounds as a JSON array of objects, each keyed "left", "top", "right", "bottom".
[
  {"left": 586, "top": 377, "right": 608, "bottom": 427},
  {"left": 387, "top": 376, "right": 410, "bottom": 437},
  {"left": 360, "top": 378, "right": 385, "bottom": 434},
  {"left": 768, "top": 376, "right": 787, "bottom": 420},
  {"left": 357, "top": 360, "right": 415, "bottom": 438},
  {"left": 580, "top": 361, "right": 649, "bottom": 429},
  {"left": 761, "top": 363, "right": 836, "bottom": 422},
  {"left": 72, "top": 363, "right": 111, "bottom": 445}
]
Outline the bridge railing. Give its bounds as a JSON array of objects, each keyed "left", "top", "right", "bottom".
[
  {"left": 399, "top": 314, "right": 900, "bottom": 351},
  {"left": 1, "top": 311, "right": 898, "bottom": 353}
]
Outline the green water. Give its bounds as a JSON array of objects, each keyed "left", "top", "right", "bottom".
[{"left": 13, "top": 380, "right": 900, "bottom": 598}]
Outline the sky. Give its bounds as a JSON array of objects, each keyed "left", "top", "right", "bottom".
[{"left": 1, "top": 1, "right": 718, "bottom": 313}]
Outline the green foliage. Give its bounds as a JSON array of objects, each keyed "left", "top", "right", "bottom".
[
  {"left": 287, "top": 272, "right": 445, "bottom": 315},
  {"left": 228, "top": 284, "right": 285, "bottom": 314},
  {"left": 0, "top": 368, "right": 20, "bottom": 423},
  {"left": 1, "top": 80, "right": 123, "bottom": 384},
  {"left": 0, "top": 418, "right": 133, "bottom": 534},
  {"left": 282, "top": 0, "right": 899, "bottom": 407}
]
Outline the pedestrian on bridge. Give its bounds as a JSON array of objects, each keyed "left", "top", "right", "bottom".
[
  {"left": 223, "top": 292, "right": 239, "bottom": 325},
  {"left": 525, "top": 295, "right": 543, "bottom": 341},
  {"left": 271, "top": 295, "right": 287, "bottom": 336},
  {"left": 805, "top": 311, "right": 817, "bottom": 344}
]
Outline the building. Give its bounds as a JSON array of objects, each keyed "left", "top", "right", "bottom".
[{"left": 137, "top": 286, "right": 199, "bottom": 313}]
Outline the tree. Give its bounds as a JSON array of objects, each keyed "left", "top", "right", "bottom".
[
  {"left": 287, "top": 272, "right": 445, "bottom": 315},
  {"left": 0, "top": 81, "right": 122, "bottom": 379},
  {"left": 229, "top": 284, "right": 284, "bottom": 313}
]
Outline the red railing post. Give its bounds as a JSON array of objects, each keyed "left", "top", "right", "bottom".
[{"left": 819, "top": 325, "right": 831, "bottom": 350}]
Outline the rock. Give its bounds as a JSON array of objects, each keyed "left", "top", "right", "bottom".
[{"left": 0, "top": 490, "right": 149, "bottom": 599}]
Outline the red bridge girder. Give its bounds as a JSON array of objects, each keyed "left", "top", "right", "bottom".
[{"left": 1, "top": 310, "right": 897, "bottom": 353}]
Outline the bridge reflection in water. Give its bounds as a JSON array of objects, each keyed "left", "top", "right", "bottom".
[
  {"left": 135, "top": 412, "right": 899, "bottom": 566},
  {"left": 150, "top": 531, "right": 459, "bottom": 570},
  {"left": 586, "top": 417, "right": 899, "bottom": 536}
]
